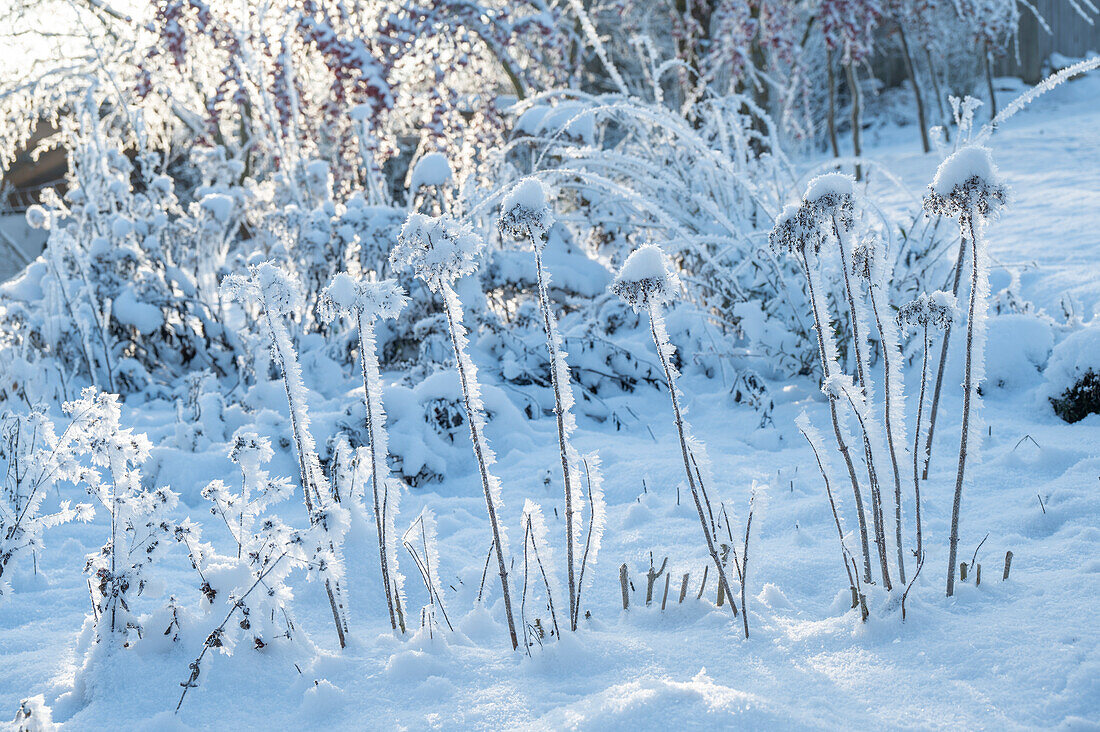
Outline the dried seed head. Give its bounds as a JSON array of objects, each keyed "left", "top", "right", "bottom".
[
  {"left": 498, "top": 177, "right": 555, "bottom": 245},
  {"left": 221, "top": 261, "right": 303, "bottom": 315},
  {"left": 769, "top": 202, "right": 826, "bottom": 257},
  {"left": 850, "top": 235, "right": 877, "bottom": 281},
  {"left": 391, "top": 213, "right": 483, "bottom": 292},
  {"left": 897, "top": 290, "right": 958, "bottom": 331},
  {"left": 804, "top": 173, "right": 856, "bottom": 233},
  {"left": 924, "top": 146, "right": 1008, "bottom": 220}
]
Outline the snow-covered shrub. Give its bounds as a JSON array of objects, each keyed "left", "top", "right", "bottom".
[
  {"left": 1042, "top": 324, "right": 1100, "bottom": 423},
  {"left": 222, "top": 263, "right": 351, "bottom": 647},
  {"left": 64, "top": 388, "right": 177, "bottom": 643},
  {"left": 2, "top": 105, "right": 235, "bottom": 397},
  {"left": 391, "top": 211, "right": 519, "bottom": 650},
  {"left": 0, "top": 406, "right": 93, "bottom": 598},
  {"left": 851, "top": 233, "right": 909, "bottom": 586},
  {"left": 321, "top": 274, "right": 409, "bottom": 633},
  {"left": 613, "top": 244, "right": 739, "bottom": 615},
  {"left": 176, "top": 513, "right": 316, "bottom": 712},
  {"left": 923, "top": 145, "right": 1007, "bottom": 598},
  {"left": 498, "top": 178, "right": 605, "bottom": 631}
]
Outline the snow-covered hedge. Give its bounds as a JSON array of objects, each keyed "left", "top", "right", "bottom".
[{"left": 1043, "top": 324, "right": 1100, "bottom": 422}]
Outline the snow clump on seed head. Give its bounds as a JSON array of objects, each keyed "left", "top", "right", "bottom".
[
  {"left": 612, "top": 244, "right": 680, "bottom": 312},
  {"left": 498, "top": 177, "right": 555, "bottom": 243},
  {"left": 924, "top": 146, "right": 1007, "bottom": 219},
  {"left": 769, "top": 172, "right": 857, "bottom": 257},
  {"left": 229, "top": 429, "right": 274, "bottom": 471},
  {"left": 222, "top": 261, "right": 304, "bottom": 315},
  {"left": 320, "top": 273, "right": 407, "bottom": 322},
  {"left": 804, "top": 172, "right": 856, "bottom": 232},
  {"left": 390, "top": 213, "right": 484, "bottom": 292}
]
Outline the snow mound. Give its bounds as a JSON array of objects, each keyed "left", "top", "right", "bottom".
[
  {"left": 532, "top": 670, "right": 796, "bottom": 729},
  {"left": 984, "top": 314, "right": 1053, "bottom": 390}
]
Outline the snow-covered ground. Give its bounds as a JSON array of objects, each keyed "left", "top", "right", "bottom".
[{"left": 2, "top": 74, "right": 1099, "bottom": 731}]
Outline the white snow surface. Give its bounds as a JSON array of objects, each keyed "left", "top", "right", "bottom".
[{"left": 2, "top": 74, "right": 1100, "bottom": 732}]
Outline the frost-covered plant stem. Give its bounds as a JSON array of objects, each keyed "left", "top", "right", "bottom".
[
  {"left": 520, "top": 505, "right": 561, "bottom": 653},
  {"left": 440, "top": 285, "right": 519, "bottom": 649},
  {"left": 402, "top": 510, "right": 452, "bottom": 633},
  {"left": 647, "top": 303, "right": 738, "bottom": 613},
  {"left": 922, "top": 146, "right": 1006, "bottom": 597},
  {"left": 500, "top": 179, "right": 603, "bottom": 631},
  {"left": 946, "top": 217, "right": 983, "bottom": 598},
  {"left": 257, "top": 306, "right": 348, "bottom": 648},
  {"left": 798, "top": 415, "right": 859, "bottom": 605},
  {"left": 321, "top": 275, "right": 408, "bottom": 635},
  {"left": 802, "top": 262, "right": 874, "bottom": 583},
  {"left": 833, "top": 219, "right": 892, "bottom": 590},
  {"left": 912, "top": 322, "right": 930, "bottom": 559},
  {"left": 356, "top": 312, "right": 399, "bottom": 633},
  {"left": 923, "top": 236, "right": 966, "bottom": 480},
  {"left": 866, "top": 276, "right": 907, "bottom": 585},
  {"left": 532, "top": 242, "right": 578, "bottom": 629}
]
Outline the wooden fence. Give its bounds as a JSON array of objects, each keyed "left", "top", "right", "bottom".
[{"left": 997, "top": 0, "right": 1100, "bottom": 82}]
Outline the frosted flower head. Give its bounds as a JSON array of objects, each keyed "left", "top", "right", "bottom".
[
  {"left": 320, "top": 273, "right": 407, "bottom": 323},
  {"left": 850, "top": 234, "right": 878, "bottom": 281},
  {"left": 896, "top": 290, "right": 958, "bottom": 331},
  {"left": 498, "top": 177, "right": 555, "bottom": 244},
  {"left": 769, "top": 202, "right": 826, "bottom": 257},
  {"left": 390, "top": 213, "right": 483, "bottom": 292},
  {"left": 221, "top": 261, "right": 304, "bottom": 315},
  {"left": 924, "top": 146, "right": 1007, "bottom": 220},
  {"left": 804, "top": 173, "right": 856, "bottom": 233},
  {"left": 611, "top": 244, "right": 680, "bottom": 312},
  {"left": 229, "top": 429, "right": 274, "bottom": 467}
]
